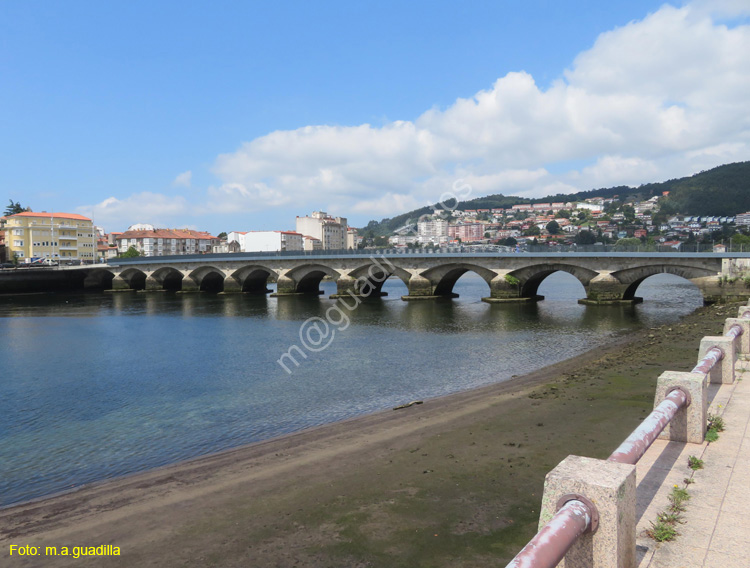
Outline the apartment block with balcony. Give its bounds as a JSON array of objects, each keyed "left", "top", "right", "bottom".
[
  {"left": 417, "top": 218, "right": 449, "bottom": 244},
  {"left": 115, "top": 226, "right": 219, "bottom": 257},
  {"left": 0, "top": 212, "right": 96, "bottom": 262}
]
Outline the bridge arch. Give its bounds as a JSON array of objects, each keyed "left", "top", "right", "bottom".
[
  {"left": 119, "top": 267, "right": 147, "bottom": 290},
  {"left": 421, "top": 263, "right": 496, "bottom": 297},
  {"left": 229, "top": 265, "right": 275, "bottom": 294},
  {"left": 187, "top": 265, "right": 226, "bottom": 293},
  {"left": 150, "top": 266, "right": 184, "bottom": 292},
  {"left": 346, "top": 262, "right": 411, "bottom": 297},
  {"left": 612, "top": 264, "right": 716, "bottom": 300},
  {"left": 83, "top": 268, "right": 116, "bottom": 290},
  {"left": 282, "top": 264, "right": 341, "bottom": 295},
  {"left": 508, "top": 263, "right": 600, "bottom": 298}
]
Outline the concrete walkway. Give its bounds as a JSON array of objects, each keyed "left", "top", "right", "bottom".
[{"left": 635, "top": 365, "right": 750, "bottom": 567}]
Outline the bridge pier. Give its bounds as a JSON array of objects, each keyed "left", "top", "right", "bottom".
[
  {"left": 329, "top": 276, "right": 387, "bottom": 299},
  {"left": 221, "top": 276, "right": 242, "bottom": 294},
  {"left": 481, "top": 274, "right": 544, "bottom": 303},
  {"left": 579, "top": 273, "right": 642, "bottom": 305},
  {"left": 109, "top": 275, "right": 135, "bottom": 292},
  {"left": 270, "top": 275, "right": 324, "bottom": 297},
  {"left": 179, "top": 276, "right": 200, "bottom": 293},
  {"left": 144, "top": 276, "right": 165, "bottom": 292},
  {"left": 400, "top": 275, "right": 457, "bottom": 301}
]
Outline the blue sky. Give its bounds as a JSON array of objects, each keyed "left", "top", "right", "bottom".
[{"left": 2, "top": 1, "right": 749, "bottom": 234}]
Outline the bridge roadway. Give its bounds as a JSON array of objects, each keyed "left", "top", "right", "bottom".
[{"left": 73, "top": 250, "right": 750, "bottom": 305}]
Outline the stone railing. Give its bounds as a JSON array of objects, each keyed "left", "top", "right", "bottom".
[{"left": 504, "top": 307, "right": 749, "bottom": 568}]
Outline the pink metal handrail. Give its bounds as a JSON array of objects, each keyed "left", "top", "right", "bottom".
[
  {"left": 726, "top": 323, "right": 743, "bottom": 341},
  {"left": 691, "top": 323, "right": 742, "bottom": 375},
  {"left": 692, "top": 347, "right": 724, "bottom": 374},
  {"left": 607, "top": 388, "right": 688, "bottom": 464},
  {"left": 505, "top": 499, "right": 594, "bottom": 568}
]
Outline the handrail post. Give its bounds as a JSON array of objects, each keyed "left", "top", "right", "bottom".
[
  {"left": 724, "top": 318, "right": 750, "bottom": 354},
  {"left": 535, "top": 456, "right": 636, "bottom": 568},
  {"left": 698, "top": 336, "right": 736, "bottom": 384},
  {"left": 654, "top": 372, "right": 707, "bottom": 444}
]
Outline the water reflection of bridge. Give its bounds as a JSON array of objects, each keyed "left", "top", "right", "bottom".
[{"left": 78, "top": 251, "right": 750, "bottom": 305}]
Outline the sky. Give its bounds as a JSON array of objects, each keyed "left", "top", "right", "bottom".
[{"left": 2, "top": 0, "right": 749, "bottom": 235}]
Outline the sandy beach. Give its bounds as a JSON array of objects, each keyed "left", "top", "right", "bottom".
[{"left": 0, "top": 302, "right": 738, "bottom": 567}]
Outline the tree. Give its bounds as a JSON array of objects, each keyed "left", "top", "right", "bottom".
[
  {"left": 120, "top": 246, "right": 141, "bottom": 258},
  {"left": 622, "top": 205, "right": 636, "bottom": 223},
  {"left": 217, "top": 232, "right": 228, "bottom": 240},
  {"left": 502, "top": 237, "right": 517, "bottom": 246},
  {"left": 575, "top": 230, "right": 597, "bottom": 245},
  {"left": 4, "top": 200, "right": 27, "bottom": 216},
  {"left": 524, "top": 225, "right": 541, "bottom": 236},
  {"left": 546, "top": 220, "right": 561, "bottom": 235}
]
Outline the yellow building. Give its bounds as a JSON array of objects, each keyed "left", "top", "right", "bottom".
[{"left": 1, "top": 212, "right": 96, "bottom": 263}]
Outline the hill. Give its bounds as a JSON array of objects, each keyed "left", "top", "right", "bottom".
[{"left": 360, "top": 161, "right": 750, "bottom": 236}]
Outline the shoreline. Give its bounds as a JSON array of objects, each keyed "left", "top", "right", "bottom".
[{"left": 0, "top": 302, "right": 738, "bottom": 567}]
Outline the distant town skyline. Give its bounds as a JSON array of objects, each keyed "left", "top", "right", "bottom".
[{"left": 2, "top": 0, "right": 749, "bottom": 234}]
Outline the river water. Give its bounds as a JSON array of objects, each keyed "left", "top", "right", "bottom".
[{"left": 0, "top": 272, "right": 703, "bottom": 507}]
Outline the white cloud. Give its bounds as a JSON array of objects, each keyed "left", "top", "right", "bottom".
[
  {"left": 173, "top": 170, "right": 192, "bottom": 188},
  {"left": 206, "top": 1, "right": 750, "bottom": 222},
  {"left": 78, "top": 192, "right": 190, "bottom": 230}
]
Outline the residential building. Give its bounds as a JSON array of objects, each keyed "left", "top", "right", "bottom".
[
  {"left": 417, "top": 218, "right": 449, "bottom": 244},
  {"left": 389, "top": 234, "right": 419, "bottom": 246},
  {"left": 303, "top": 235, "right": 322, "bottom": 251},
  {"left": 736, "top": 212, "right": 750, "bottom": 226},
  {"left": 235, "top": 231, "right": 304, "bottom": 252},
  {"left": 0, "top": 211, "right": 96, "bottom": 263},
  {"left": 346, "top": 228, "right": 362, "bottom": 249},
  {"left": 295, "top": 211, "right": 347, "bottom": 250},
  {"left": 115, "top": 226, "right": 219, "bottom": 256},
  {"left": 212, "top": 240, "right": 241, "bottom": 254},
  {"left": 448, "top": 223, "right": 484, "bottom": 242}
]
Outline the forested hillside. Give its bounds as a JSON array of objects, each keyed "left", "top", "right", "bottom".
[{"left": 360, "top": 161, "right": 750, "bottom": 236}]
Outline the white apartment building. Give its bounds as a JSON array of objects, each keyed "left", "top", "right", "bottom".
[
  {"left": 296, "top": 211, "right": 348, "bottom": 250},
  {"left": 230, "top": 230, "right": 304, "bottom": 252},
  {"left": 417, "top": 218, "right": 449, "bottom": 244}
]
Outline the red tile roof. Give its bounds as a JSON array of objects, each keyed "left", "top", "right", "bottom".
[{"left": 3, "top": 211, "right": 92, "bottom": 221}]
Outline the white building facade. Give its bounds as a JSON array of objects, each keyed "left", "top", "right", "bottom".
[
  {"left": 417, "top": 218, "right": 449, "bottom": 244},
  {"left": 296, "top": 211, "right": 348, "bottom": 250},
  {"left": 239, "top": 231, "right": 304, "bottom": 252}
]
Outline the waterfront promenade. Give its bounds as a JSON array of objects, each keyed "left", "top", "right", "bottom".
[{"left": 634, "top": 363, "right": 750, "bottom": 568}]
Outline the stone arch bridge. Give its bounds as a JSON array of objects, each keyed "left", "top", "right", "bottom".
[{"left": 86, "top": 251, "right": 750, "bottom": 305}]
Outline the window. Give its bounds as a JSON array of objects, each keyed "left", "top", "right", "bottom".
[
  {"left": 12, "top": 229, "right": 23, "bottom": 236},
  {"left": 13, "top": 240, "right": 23, "bottom": 247}
]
